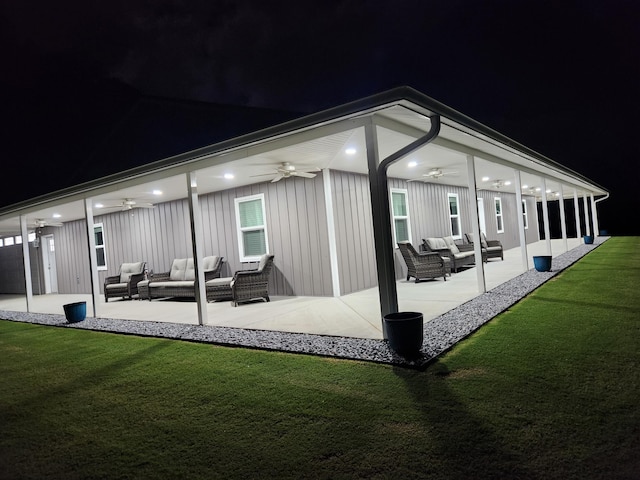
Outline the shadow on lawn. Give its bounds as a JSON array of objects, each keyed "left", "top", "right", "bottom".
[
  {"left": 394, "top": 363, "right": 531, "bottom": 479},
  {"left": 532, "top": 295, "right": 639, "bottom": 314},
  {"left": 2, "top": 340, "right": 173, "bottom": 423}
]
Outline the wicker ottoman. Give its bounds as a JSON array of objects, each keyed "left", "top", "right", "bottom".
[
  {"left": 206, "top": 277, "right": 233, "bottom": 302},
  {"left": 137, "top": 280, "right": 150, "bottom": 300}
]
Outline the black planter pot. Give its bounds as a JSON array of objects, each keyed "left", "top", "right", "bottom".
[{"left": 383, "top": 312, "right": 423, "bottom": 357}]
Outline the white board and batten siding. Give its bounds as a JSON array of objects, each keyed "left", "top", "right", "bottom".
[{"left": 53, "top": 176, "right": 334, "bottom": 297}]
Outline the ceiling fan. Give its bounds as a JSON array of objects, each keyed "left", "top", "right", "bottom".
[
  {"left": 34, "top": 218, "right": 63, "bottom": 228},
  {"left": 97, "top": 198, "right": 155, "bottom": 211},
  {"left": 408, "top": 167, "right": 459, "bottom": 182},
  {"left": 250, "top": 162, "right": 321, "bottom": 183}
]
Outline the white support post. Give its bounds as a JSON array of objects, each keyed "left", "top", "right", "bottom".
[
  {"left": 20, "top": 215, "right": 33, "bottom": 312},
  {"left": 558, "top": 185, "right": 568, "bottom": 252},
  {"left": 573, "top": 189, "right": 581, "bottom": 238},
  {"left": 583, "top": 193, "right": 591, "bottom": 236},
  {"left": 540, "top": 178, "right": 552, "bottom": 255},
  {"left": 513, "top": 170, "right": 528, "bottom": 272},
  {"left": 84, "top": 198, "right": 101, "bottom": 318},
  {"left": 466, "top": 154, "right": 485, "bottom": 293},
  {"left": 187, "top": 171, "right": 208, "bottom": 326},
  {"left": 323, "top": 168, "right": 341, "bottom": 297},
  {"left": 590, "top": 193, "right": 600, "bottom": 236}
]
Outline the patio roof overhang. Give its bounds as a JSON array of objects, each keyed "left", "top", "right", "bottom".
[{"left": 0, "top": 86, "right": 608, "bottom": 235}]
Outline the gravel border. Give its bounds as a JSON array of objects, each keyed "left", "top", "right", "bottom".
[{"left": 1, "top": 238, "right": 606, "bottom": 368}]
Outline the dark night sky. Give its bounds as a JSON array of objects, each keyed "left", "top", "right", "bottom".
[{"left": 1, "top": 0, "right": 639, "bottom": 234}]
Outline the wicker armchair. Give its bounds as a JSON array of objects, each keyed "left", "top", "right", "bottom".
[
  {"left": 397, "top": 242, "right": 447, "bottom": 283},
  {"left": 104, "top": 261, "right": 146, "bottom": 302},
  {"left": 464, "top": 232, "right": 503, "bottom": 261},
  {"left": 206, "top": 254, "right": 275, "bottom": 306}
]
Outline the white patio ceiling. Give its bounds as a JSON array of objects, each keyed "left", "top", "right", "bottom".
[{"left": 0, "top": 100, "right": 605, "bottom": 236}]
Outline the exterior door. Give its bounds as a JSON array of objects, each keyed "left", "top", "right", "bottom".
[
  {"left": 477, "top": 198, "right": 487, "bottom": 234},
  {"left": 42, "top": 235, "right": 58, "bottom": 293}
]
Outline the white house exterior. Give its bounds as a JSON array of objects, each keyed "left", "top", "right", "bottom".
[{"left": 0, "top": 87, "right": 608, "bottom": 336}]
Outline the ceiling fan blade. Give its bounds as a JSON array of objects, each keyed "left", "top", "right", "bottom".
[
  {"left": 293, "top": 171, "right": 316, "bottom": 178},
  {"left": 249, "top": 172, "right": 278, "bottom": 178},
  {"left": 270, "top": 174, "right": 285, "bottom": 183}
]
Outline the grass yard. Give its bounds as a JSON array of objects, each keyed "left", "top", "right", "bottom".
[{"left": 1, "top": 237, "right": 639, "bottom": 479}]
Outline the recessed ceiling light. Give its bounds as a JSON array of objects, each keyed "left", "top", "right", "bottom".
[
  {"left": 482, "top": 176, "right": 490, "bottom": 182},
  {"left": 95, "top": 203, "right": 104, "bottom": 208},
  {"left": 535, "top": 187, "right": 542, "bottom": 192},
  {"left": 224, "top": 173, "right": 234, "bottom": 179},
  {"left": 504, "top": 181, "right": 512, "bottom": 186},
  {"left": 345, "top": 148, "right": 356, "bottom": 155},
  {"left": 522, "top": 184, "right": 528, "bottom": 189},
  {"left": 408, "top": 161, "right": 417, "bottom": 168},
  {"left": 152, "top": 190, "right": 163, "bottom": 195},
  {"left": 546, "top": 189, "right": 551, "bottom": 193},
  {"left": 53, "top": 213, "right": 61, "bottom": 218}
]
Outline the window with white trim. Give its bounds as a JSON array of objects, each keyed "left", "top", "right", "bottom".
[
  {"left": 94, "top": 223, "right": 107, "bottom": 271},
  {"left": 15, "top": 236, "right": 22, "bottom": 244},
  {"left": 0, "top": 238, "right": 4, "bottom": 247},
  {"left": 390, "top": 188, "right": 411, "bottom": 245},
  {"left": 4, "top": 237, "right": 14, "bottom": 246},
  {"left": 235, "top": 194, "right": 269, "bottom": 261},
  {"left": 522, "top": 199, "right": 529, "bottom": 229},
  {"left": 495, "top": 197, "right": 504, "bottom": 233},
  {"left": 448, "top": 193, "right": 462, "bottom": 240}
]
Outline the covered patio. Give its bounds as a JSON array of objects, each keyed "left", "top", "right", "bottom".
[
  {"left": 0, "top": 88, "right": 608, "bottom": 343},
  {"left": 0, "top": 238, "right": 584, "bottom": 340}
]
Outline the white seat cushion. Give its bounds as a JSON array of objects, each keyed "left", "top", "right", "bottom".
[
  {"left": 150, "top": 280, "right": 195, "bottom": 288},
  {"left": 106, "top": 282, "right": 127, "bottom": 290},
  {"left": 206, "top": 277, "right": 232, "bottom": 287},
  {"left": 120, "top": 262, "right": 144, "bottom": 283},
  {"left": 169, "top": 258, "right": 188, "bottom": 281}
]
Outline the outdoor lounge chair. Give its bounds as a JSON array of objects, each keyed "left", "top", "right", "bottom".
[
  {"left": 397, "top": 241, "right": 448, "bottom": 282},
  {"left": 422, "top": 236, "right": 481, "bottom": 273},
  {"left": 464, "top": 232, "right": 504, "bottom": 261},
  {"left": 145, "top": 256, "right": 224, "bottom": 300},
  {"left": 206, "top": 254, "right": 275, "bottom": 306},
  {"left": 104, "top": 261, "right": 146, "bottom": 302}
]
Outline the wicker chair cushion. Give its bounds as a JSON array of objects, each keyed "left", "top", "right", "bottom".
[
  {"left": 206, "top": 276, "right": 232, "bottom": 287},
  {"left": 120, "top": 262, "right": 144, "bottom": 283},
  {"left": 184, "top": 258, "right": 196, "bottom": 281},
  {"left": 257, "top": 254, "right": 270, "bottom": 271},
  {"left": 426, "top": 237, "right": 447, "bottom": 250},
  {"left": 106, "top": 282, "right": 127, "bottom": 290},
  {"left": 169, "top": 258, "right": 188, "bottom": 281},
  {"left": 442, "top": 236, "right": 460, "bottom": 254},
  {"left": 479, "top": 232, "right": 489, "bottom": 248},
  {"left": 152, "top": 280, "right": 194, "bottom": 288},
  {"left": 202, "top": 256, "right": 219, "bottom": 271}
]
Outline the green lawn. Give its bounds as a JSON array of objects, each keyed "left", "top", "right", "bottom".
[{"left": 1, "top": 237, "right": 639, "bottom": 479}]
